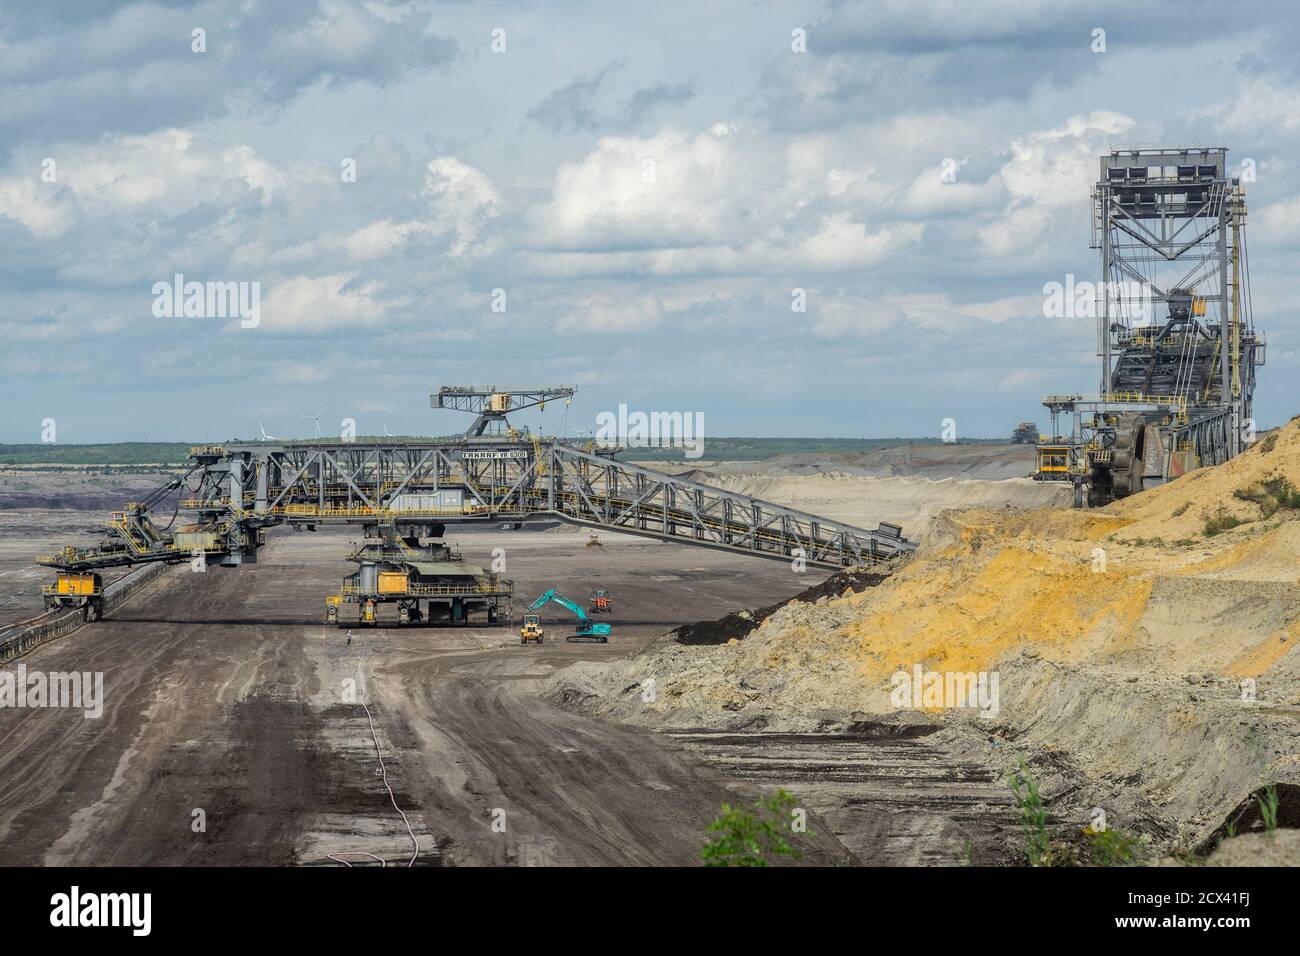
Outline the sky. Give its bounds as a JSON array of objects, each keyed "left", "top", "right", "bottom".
[{"left": 1, "top": 0, "right": 1298, "bottom": 443}]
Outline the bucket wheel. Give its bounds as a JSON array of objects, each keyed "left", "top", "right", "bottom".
[{"left": 1110, "top": 412, "right": 1147, "bottom": 499}]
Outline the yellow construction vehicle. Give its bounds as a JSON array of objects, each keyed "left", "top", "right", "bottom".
[
  {"left": 1034, "top": 444, "right": 1071, "bottom": 478},
  {"left": 520, "top": 612, "right": 544, "bottom": 644},
  {"left": 325, "top": 593, "right": 343, "bottom": 625},
  {"left": 42, "top": 572, "right": 103, "bottom": 617},
  {"left": 519, "top": 589, "right": 610, "bottom": 644}
]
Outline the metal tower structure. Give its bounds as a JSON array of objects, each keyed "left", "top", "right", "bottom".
[
  {"left": 1034, "top": 146, "right": 1266, "bottom": 506},
  {"left": 433, "top": 385, "right": 574, "bottom": 436}
]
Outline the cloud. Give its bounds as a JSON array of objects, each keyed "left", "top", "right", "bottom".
[
  {"left": 556, "top": 292, "right": 662, "bottom": 334},
  {"left": 524, "top": 124, "right": 931, "bottom": 277},
  {"left": 272, "top": 360, "right": 332, "bottom": 386},
  {"left": 526, "top": 61, "right": 624, "bottom": 133},
  {"left": 258, "top": 273, "right": 390, "bottom": 332},
  {"left": 0, "top": 178, "right": 77, "bottom": 239},
  {"left": 530, "top": 128, "right": 737, "bottom": 251},
  {"left": 0, "top": 0, "right": 456, "bottom": 142},
  {"left": 1193, "top": 76, "right": 1300, "bottom": 135},
  {"left": 623, "top": 82, "right": 695, "bottom": 121},
  {"left": 893, "top": 162, "right": 1006, "bottom": 217},
  {"left": 1255, "top": 193, "right": 1300, "bottom": 246},
  {"left": 886, "top": 292, "right": 1047, "bottom": 331},
  {"left": 797, "top": 216, "right": 922, "bottom": 271},
  {"left": 344, "top": 218, "right": 431, "bottom": 260},
  {"left": 2, "top": 0, "right": 1299, "bottom": 440},
  {"left": 0, "top": 128, "right": 290, "bottom": 250},
  {"left": 526, "top": 64, "right": 695, "bottom": 133},
  {"left": 422, "top": 157, "right": 501, "bottom": 256},
  {"left": 809, "top": 298, "right": 906, "bottom": 339},
  {"left": 979, "top": 110, "right": 1135, "bottom": 257}
]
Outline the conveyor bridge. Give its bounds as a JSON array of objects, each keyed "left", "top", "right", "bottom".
[{"left": 39, "top": 435, "right": 914, "bottom": 577}]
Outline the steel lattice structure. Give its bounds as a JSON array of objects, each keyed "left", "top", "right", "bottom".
[
  {"left": 1036, "top": 147, "right": 1266, "bottom": 506},
  {"left": 40, "top": 437, "right": 914, "bottom": 577}
]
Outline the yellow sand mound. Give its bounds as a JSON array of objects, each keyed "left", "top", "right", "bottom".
[{"left": 829, "top": 418, "right": 1300, "bottom": 686}]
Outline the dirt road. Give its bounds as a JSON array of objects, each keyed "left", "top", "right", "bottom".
[{"left": 0, "top": 527, "right": 855, "bottom": 865}]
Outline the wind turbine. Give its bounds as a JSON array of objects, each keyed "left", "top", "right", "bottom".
[
  {"left": 382, "top": 420, "right": 393, "bottom": 438},
  {"left": 295, "top": 402, "right": 330, "bottom": 439},
  {"left": 258, "top": 422, "right": 277, "bottom": 441}
]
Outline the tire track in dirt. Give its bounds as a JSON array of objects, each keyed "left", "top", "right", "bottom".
[
  {"left": 0, "top": 569, "right": 330, "bottom": 864},
  {"left": 1, "top": 529, "right": 852, "bottom": 866}
]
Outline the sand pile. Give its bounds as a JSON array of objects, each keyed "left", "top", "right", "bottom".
[{"left": 553, "top": 419, "right": 1300, "bottom": 850}]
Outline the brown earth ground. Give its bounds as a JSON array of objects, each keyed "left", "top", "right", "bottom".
[{"left": 0, "top": 523, "right": 1030, "bottom": 866}]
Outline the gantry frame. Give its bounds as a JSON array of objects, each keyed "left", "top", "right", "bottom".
[{"left": 39, "top": 438, "right": 913, "bottom": 575}]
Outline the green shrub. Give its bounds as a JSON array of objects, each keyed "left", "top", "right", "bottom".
[
  {"left": 1257, "top": 784, "right": 1280, "bottom": 836},
  {"left": 1083, "top": 826, "right": 1144, "bottom": 866},
  {"left": 1233, "top": 475, "right": 1300, "bottom": 518},
  {"left": 1204, "top": 505, "right": 1245, "bottom": 537},
  {"left": 701, "top": 789, "right": 812, "bottom": 866},
  {"left": 1008, "top": 759, "right": 1051, "bottom": 866}
]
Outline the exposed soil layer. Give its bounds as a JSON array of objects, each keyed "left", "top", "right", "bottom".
[
  {"left": 673, "top": 567, "right": 891, "bottom": 645},
  {"left": 551, "top": 419, "right": 1300, "bottom": 861},
  {"left": 664, "top": 726, "right": 1025, "bottom": 865},
  {"left": 1197, "top": 783, "right": 1300, "bottom": 853},
  {"left": 1188, "top": 829, "right": 1300, "bottom": 866},
  {"left": 0, "top": 471, "right": 176, "bottom": 511},
  {"left": 645, "top": 441, "right": 1040, "bottom": 481}
]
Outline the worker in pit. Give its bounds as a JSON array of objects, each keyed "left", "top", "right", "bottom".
[{"left": 345, "top": 629, "right": 353, "bottom": 646}]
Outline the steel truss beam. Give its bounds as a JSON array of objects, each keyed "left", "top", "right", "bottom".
[{"left": 39, "top": 439, "right": 914, "bottom": 572}]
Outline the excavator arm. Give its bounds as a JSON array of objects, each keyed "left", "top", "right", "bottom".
[
  {"left": 527, "top": 588, "right": 588, "bottom": 620},
  {"left": 524, "top": 588, "right": 610, "bottom": 641}
]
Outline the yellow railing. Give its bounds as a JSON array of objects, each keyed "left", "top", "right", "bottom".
[
  {"left": 1102, "top": 391, "right": 1186, "bottom": 411},
  {"left": 180, "top": 498, "right": 227, "bottom": 509},
  {"left": 1101, "top": 391, "right": 1188, "bottom": 423}
]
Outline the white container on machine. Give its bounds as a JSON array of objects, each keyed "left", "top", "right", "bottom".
[{"left": 391, "top": 489, "right": 463, "bottom": 512}]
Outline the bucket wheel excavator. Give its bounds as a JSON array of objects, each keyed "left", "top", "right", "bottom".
[
  {"left": 1087, "top": 411, "right": 1155, "bottom": 507},
  {"left": 1034, "top": 147, "right": 1266, "bottom": 509}
]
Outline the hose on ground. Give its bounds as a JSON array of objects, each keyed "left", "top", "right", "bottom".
[{"left": 328, "top": 698, "right": 421, "bottom": 868}]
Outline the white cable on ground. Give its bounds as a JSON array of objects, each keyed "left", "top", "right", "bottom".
[
  {"left": 361, "top": 700, "right": 421, "bottom": 867},
  {"left": 327, "top": 645, "right": 421, "bottom": 868}
]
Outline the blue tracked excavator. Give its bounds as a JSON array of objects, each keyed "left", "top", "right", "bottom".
[{"left": 520, "top": 588, "right": 612, "bottom": 644}]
